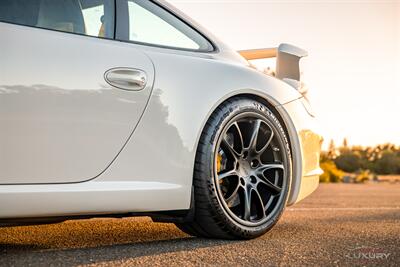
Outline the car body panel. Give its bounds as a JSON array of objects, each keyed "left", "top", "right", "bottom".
[
  {"left": 94, "top": 45, "right": 303, "bottom": 207},
  {"left": 277, "top": 98, "right": 323, "bottom": 205},
  {"left": 0, "top": 96, "right": 321, "bottom": 219},
  {"left": 0, "top": 22, "right": 155, "bottom": 184},
  {"left": 0, "top": 181, "right": 184, "bottom": 218},
  {"left": 0, "top": 0, "right": 320, "bottom": 220}
]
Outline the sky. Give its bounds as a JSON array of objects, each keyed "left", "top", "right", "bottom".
[{"left": 169, "top": 0, "right": 400, "bottom": 149}]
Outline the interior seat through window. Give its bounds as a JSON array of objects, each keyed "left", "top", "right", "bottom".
[{"left": 36, "top": 0, "right": 86, "bottom": 34}]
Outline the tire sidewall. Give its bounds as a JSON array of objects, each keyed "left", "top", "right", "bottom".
[{"left": 202, "top": 98, "right": 292, "bottom": 238}]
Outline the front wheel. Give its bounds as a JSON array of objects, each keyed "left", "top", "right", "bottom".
[{"left": 176, "top": 97, "right": 292, "bottom": 239}]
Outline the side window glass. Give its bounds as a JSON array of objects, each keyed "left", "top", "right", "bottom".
[
  {"left": 124, "top": 0, "right": 213, "bottom": 51},
  {"left": 81, "top": 1, "right": 114, "bottom": 38},
  {"left": 0, "top": 0, "right": 114, "bottom": 39}
]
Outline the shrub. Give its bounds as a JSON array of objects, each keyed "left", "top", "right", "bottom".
[
  {"left": 334, "top": 152, "right": 362, "bottom": 173},
  {"left": 320, "top": 161, "right": 344, "bottom": 183},
  {"left": 373, "top": 151, "right": 400, "bottom": 175},
  {"left": 354, "top": 169, "right": 375, "bottom": 183}
]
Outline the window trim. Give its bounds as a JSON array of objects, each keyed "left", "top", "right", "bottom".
[
  {"left": 0, "top": 0, "right": 117, "bottom": 41},
  {"left": 115, "top": 0, "right": 216, "bottom": 53}
]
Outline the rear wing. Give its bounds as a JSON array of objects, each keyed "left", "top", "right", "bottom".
[{"left": 239, "top": 43, "right": 308, "bottom": 82}]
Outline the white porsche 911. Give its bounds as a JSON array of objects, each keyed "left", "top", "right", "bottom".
[{"left": 0, "top": 0, "right": 322, "bottom": 239}]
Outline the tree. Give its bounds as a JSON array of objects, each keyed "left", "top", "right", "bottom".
[
  {"left": 373, "top": 151, "right": 400, "bottom": 175},
  {"left": 343, "top": 138, "right": 348, "bottom": 147},
  {"left": 339, "top": 138, "right": 350, "bottom": 154},
  {"left": 323, "top": 143, "right": 400, "bottom": 176},
  {"left": 334, "top": 151, "right": 362, "bottom": 173},
  {"left": 327, "top": 139, "right": 337, "bottom": 160}
]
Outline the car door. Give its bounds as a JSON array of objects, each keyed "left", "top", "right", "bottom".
[{"left": 0, "top": 0, "right": 154, "bottom": 184}]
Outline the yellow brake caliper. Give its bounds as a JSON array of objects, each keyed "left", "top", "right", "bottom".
[{"left": 217, "top": 153, "right": 223, "bottom": 183}]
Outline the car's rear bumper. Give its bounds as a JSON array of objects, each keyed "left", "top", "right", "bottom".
[{"left": 277, "top": 97, "right": 323, "bottom": 205}]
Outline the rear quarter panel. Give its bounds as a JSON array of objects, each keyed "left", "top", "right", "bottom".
[
  {"left": 277, "top": 99, "right": 323, "bottom": 205},
  {"left": 96, "top": 45, "right": 303, "bottom": 210}
]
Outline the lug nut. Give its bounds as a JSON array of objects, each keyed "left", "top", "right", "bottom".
[{"left": 251, "top": 159, "right": 259, "bottom": 168}]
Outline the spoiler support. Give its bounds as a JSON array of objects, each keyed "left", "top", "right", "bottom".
[{"left": 239, "top": 43, "right": 308, "bottom": 82}]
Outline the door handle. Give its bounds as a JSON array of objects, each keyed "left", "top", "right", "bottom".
[{"left": 105, "top": 68, "right": 147, "bottom": 91}]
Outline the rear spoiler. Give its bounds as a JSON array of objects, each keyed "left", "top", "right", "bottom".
[{"left": 239, "top": 43, "right": 308, "bottom": 82}]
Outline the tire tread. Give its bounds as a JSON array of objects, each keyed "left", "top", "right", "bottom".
[{"left": 175, "top": 97, "right": 291, "bottom": 239}]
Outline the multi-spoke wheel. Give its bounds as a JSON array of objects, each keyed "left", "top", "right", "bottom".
[
  {"left": 175, "top": 98, "right": 291, "bottom": 239},
  {"left": 216, "top": 114, "right": 287, "bottom": 226}
]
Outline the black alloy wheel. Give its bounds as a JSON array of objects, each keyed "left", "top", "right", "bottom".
[{"left": 175, "top": 97, "right": 291, "bottom": 239}]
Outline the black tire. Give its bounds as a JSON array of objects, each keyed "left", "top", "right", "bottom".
[{"left": 175, "top": 97, "right": 292, "bottom": 239}]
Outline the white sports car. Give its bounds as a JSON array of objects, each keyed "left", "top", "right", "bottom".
[{"left": 0, "top": 0, "right": 322, "bottom": 239}]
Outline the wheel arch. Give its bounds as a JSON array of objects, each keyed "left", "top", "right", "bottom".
[{"left": 192, "top": 91, "right": 303, "bottom": 207}]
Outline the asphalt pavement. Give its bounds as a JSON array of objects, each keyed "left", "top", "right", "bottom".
[{"left": 1, "top": 183, "right": 399, "bottom": 266}]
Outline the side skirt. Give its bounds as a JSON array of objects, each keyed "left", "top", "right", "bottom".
[{"left": 0, "top": 181, "right": 192, "bottom": 224}]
